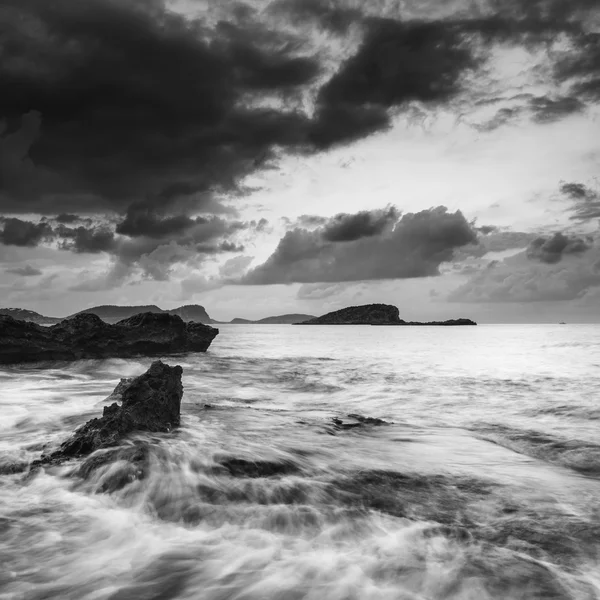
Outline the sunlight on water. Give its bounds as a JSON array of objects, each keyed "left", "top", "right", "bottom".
[{"left": 1, "top": 325, "right": 600, "bottom": 599}]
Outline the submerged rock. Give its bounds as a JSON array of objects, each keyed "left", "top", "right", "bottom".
[
  {"left": 326, "top": 413, "right": 393, "bottom": 434},
  {"left": 35, "top": 360, "right": 183, "bottom": 467},
  {"left": 214, "top": 457, "right": 300, "bottom": 478},
  {"left": 0, "top": 311, "right": 218, "bottom": 364}
]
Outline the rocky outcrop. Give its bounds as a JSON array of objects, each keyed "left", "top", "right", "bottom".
[
  {"left": 296, "top": 304, "right": 402, "bottom": 325},
  {"left": 35, "top": 360, "right": 183, "bottom": 467},
  {"left": 0, "top": 311, "right": 218, "bottom": 364},
  {"left": 294, "top": 304, "right": 476, "bottom": 326}
]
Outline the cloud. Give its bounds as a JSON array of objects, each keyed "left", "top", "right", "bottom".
[
  {"left": 0, "top": 0, "right": 319, "bottom": 214},
  {"left": 5, "top": 264, "right": 42, "bottom": 277},
  {"left": 449, "top": 235, "right": 600, "bottom": 303},
  {"left": 322, "top": 205, "right": 399, "bottom": 242},
  {"left": 56, "top": 225, "right": 116, "bottom": 254},
  {"left": 456, "top": 229, "right": 540, "bottom": 260},
  {"left": 115, "top": 205, "right": 201, "bottom": 238},
  {"left": 0, "top": 217, "right": 53, "bottom": 247},
  {"left": 296, "top": 282, "right": 351, "bottom": 300},
  {"left": 242, "top": 206, "right": 477, "bottom": 284},
  {"left": 219, "top": 255, "right": 255, "bottom": 279},
  {"left": 526, "top": 232, "right": 591, "bottom": 264},
  {"left": 560, "top": 182, "right": 600, "bottom": 222},
  {"left": 55, "top": 213, "right": 82, "bottom": 224}
]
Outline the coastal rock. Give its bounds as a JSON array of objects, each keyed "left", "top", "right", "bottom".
[
  {"left": 296, "top": 304, "right": 402, "bottom": 325},
  {"left": 0, "top": 311, "right": 218, "bottom": 364},
  {"left": 37, "top": 360, "right": 183, "bottom": 466}
]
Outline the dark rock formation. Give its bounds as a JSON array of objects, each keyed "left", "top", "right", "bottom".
[
  {"left": 296, "top": 304, "right": 402, "bottom": 325},
  {"left": 0, "top": 311, "right": 218, "bottom": 364},
  {"left": 295, "top": 304, "right": 476, "bottom": 326},
  {"left": 36, "top": 360, "right": 183, "bottom": 467},
  {"left": 327, "top": 413, "right": 392, "bottom": 433},
  {"left": 214, "top": 457, "right": 300, "bottom": 478}
]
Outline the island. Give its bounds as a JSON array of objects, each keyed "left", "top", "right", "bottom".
[
  {"left": 228, "top": 314, "right": 316, "bottom": 325},
  {"left": 294, "top": 304, "right": 476, "bottom": 326},
  {"left": 0, "top": 311, "right": 219, "bottom": 365}
]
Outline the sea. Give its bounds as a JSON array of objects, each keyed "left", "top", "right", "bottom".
[{"left": 1, "top": 324, "right": 600, "bottom": 600}]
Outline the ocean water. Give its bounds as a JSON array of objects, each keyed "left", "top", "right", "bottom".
[{"left": 1, "top": 324, "right": 600, "bottom": 600}]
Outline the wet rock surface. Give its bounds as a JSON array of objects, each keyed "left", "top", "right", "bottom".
[
  {"left": 35, "top": 360, "right": 183, "bottom": 469},
  {"left": 327, "top": 413, "right": 393, "bottom": 433},
  {"left": 0, "top": 311, "right": 218, "bottom": 365},
  {"left": 214, "top": 457, "right": 301, "bottom": 478}
]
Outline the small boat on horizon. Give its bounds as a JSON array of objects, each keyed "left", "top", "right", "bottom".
[{"left": 559, "top": 321, "right": 566, "bottom": 325}]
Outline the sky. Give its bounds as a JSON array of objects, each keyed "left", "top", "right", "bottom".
[{"left": 1, "top": 0, "right": 600, "bottom": 322}]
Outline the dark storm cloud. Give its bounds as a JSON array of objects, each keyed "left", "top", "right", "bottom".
[
  {"left": 322, "top": 206, "right": 399, "bottom": 242},
  {"left": 56, "top": 225, "right": 116, "bottom": 254},
  {"left": 5, "top": 264, "right": 42, "bottom": 277},
  {"left": 309, "top": 18, "right": 479, "bottom": 148},
  {"left": 0, "top": 217, "right": 53, "bottom": 247},
  {"left": 560, "top": 182, "right": 600, "bottom": 222},
  {"left": 527, "top": 232, "right": 590, "bottom": 264},
  {"left": 270, "top": 0, "right": 360, "bottom": 34},
  {"left": 1, "top": 0, "right": 599, "bottom": 217},
  {"left": 55, "top": 213, "right": 81, "bottom": 224},
  {"left": 242, "top": 206, "right": 477, "bottom": 284},
  {"left": 554, "top": 31, "right": 600, "bottom": 100},
  {"left": 115, "top": 205, "right": 201, "bottom": 239},
  {"left": 0, "top": 0, "right": 318, "bottom": 214}
]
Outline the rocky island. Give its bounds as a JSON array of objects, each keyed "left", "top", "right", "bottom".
[
  {"left": 0, "top": 311, "right": 219, "bottom": 365},
  {"left": 294, "top": 304, "right": 476, "bottom": 326}
]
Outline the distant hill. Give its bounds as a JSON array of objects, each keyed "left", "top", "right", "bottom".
[
  {"left": 228, "top": 314, "right": 316, "bottom": 324},
  {"left": 71, "top": 304, "right": 216, "bottom": 324},
  {"left": 295, "top": 304, "right": 476, "bottom": 326},
  {"left": 166, "top": 305, "right": 212, "bottom": 323},
  {"left": 0, "top": 308, "right": 60, "bottom": 325},
  {"left": 255, "top": 314, "right": 316, "bottom": 324}
]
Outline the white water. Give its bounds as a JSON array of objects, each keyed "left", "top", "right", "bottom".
[{"left": 1, "top": 324, "right": 600, "bottom": 599}]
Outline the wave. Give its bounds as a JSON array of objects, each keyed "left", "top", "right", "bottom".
[{"left": 473, "top": 424, "right": 600, "bottom": 475}]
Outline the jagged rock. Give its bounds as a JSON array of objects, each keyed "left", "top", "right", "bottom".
[
  {"left": 0, "top": 311, "right": 218, "bottom": 364},
  {"left": 35, "top": 360, "right": 183, "bottom": 467},
  {"left": 328, "top": 413, "right": 392, "bottom": 433}
]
